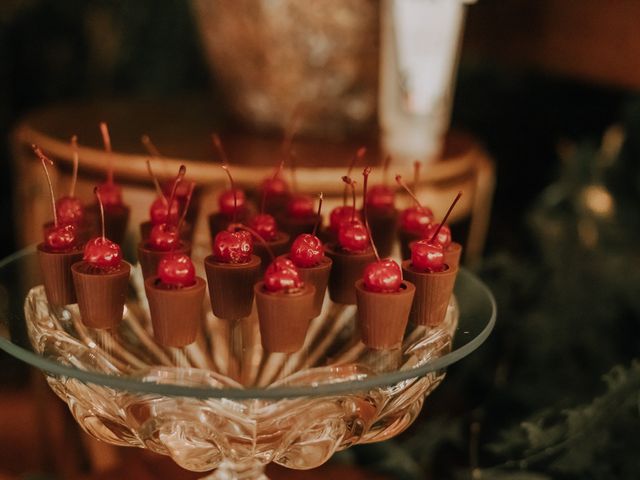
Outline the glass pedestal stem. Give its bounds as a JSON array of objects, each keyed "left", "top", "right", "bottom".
[{"left": 202, "top": 460, "right": 269, "bottom": 480}]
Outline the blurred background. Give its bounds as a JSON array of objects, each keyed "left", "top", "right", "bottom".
[{"left": 1, "top": 0, "right": 640, "bottom": 479}]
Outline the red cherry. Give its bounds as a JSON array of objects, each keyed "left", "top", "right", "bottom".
[
  {"left": 162, "top": 178, "right": 191, "bottom": 200},
  {"left": 363, "top": 259, "right": 403, "bottom": 293},
  {"left": 290, "top": 233, "right": 324, "bottom": 267},
  {"left": 149, "top": 196, "right": 180, "bottom": 225},
  {"left": 45, "top": 224, "right": 78, "bottom": 251},
  {"left": 56, "top": 196, "right": 84, "bottom": 225},
  {"left": 218, "top": 188, "right": 246, "bottom": 216},
  {"left": 148, "top": 223, "right": 180, "bottom": 251},
  {"left": 213, "top": 230, "right": 253, "bottom": 264},
  {"left": 249, "top": 214, "right": 278, "bottom": 241},
  {"left": 97, "top": 182, "right": 122, "bottom": 208},
  {"left": 157, "top": 253, "right": 196, "bottom": 287},
  {"left": 400, "top": 206, "right": 433, "bottom": 234},
  {"left": 366, "top": 185, "right": 395, "bottom": 210},
  {"left": 260, "top": 176, "right": 289, "bottom": 196},
  {"left": 287, "top": 194, "right": 314, "bottom": 218},
  {"left": 411, "top": 240, "right": 445, "bottom": 272},
  {"left": 83, "top": 236, "right": 122, "bottom": 269},
  {"left": 264, "top": 257, "right": 303, "bottom": 293},
  {"left": 338, "top": 219, "right": 370, "bottom": 253},
  {"left": 425, "top": 223, "right": 452, "bottom": 248},
  {"left": 329, "top": 206, "right": 360, "bottom": 233}
]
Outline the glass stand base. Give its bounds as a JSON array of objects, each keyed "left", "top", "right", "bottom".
[{"left": 203, "top": 460, "right": 268, "bottom": 480}]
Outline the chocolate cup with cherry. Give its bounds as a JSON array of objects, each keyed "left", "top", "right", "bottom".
[
  {"left": 401, "top": 260, "right": 458, "bottom": 327},
  {"left": 280, "top": 254, "right": 332, "bottom": 317},
  {"left": 253, "top": 232, "right": 290, "bottom": 274},
  {"left": 355, "top": 279, "right": 415, "bottom": 350},
  {"left": 207, "top": 209, "right": 250, "bottom": 241},
  {"left": 324, "top": 244, "right": 376, "bottom": 305},
  {"left": 43, "top": 221, "right": 92, "bottom": 245},
  {"left": 137, "top": 241, "right": 192, "bottom": 280},
  {"left": 204, "top": 254, "right": 261, "bottom": 320},
  {"left": 444, "top": 242, "right": 463, "bottom": 270},
  {"left": 365, "top": 207, "right": 398, "bottom": 259},
  {"left": 397, "top": 228, "right": 423, "bottom": 260},
  {"left": 71, "top": 261, "right": 131, "bottom": 329},
  {"left": 139, "top": 220, "right": 193, "bottom": 244},
  {"left": 37, "top": 243, "right": 83, "bottom": 306},
  {"left": 277, "top": 213, "right": 322, "bottom": 245},
  {"left": 144, "top": 276, "right": 206, "bottom": 347},
  {"left": 254, "top": 281, "right": 316, "bottom": 353}
]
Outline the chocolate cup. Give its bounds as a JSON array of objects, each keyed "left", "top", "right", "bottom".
[
  {"left": 355, "top": 279, "right": 415, "bottom": 350},
  {"left": 365, "top": 207, "right": 398, "bottom": 259},
  {"left": 324, "top": 244, "right": 376, "bottom": 305},
  {"left": 277, "top": 214, "right": 322, "bottom": 244},
  {"left": 254, "top": 281, "right": 316, "bottom": 353},
  {"left": 37, "top": 243, "right": 84, "bottom": 306},
  {"left": 401, "top": 260, "right": 458, "bottom": 327},
  {"left": 444, "top": 242, "right": 463, "bottom": 270},
  {"left": 253, "top": 232, "right": 290, "bottom": 274},
  {"left": 281, "top": 254, "right": 332, "bottom": 317},
  {"left": 144, "top": 276, "right": 206, "bottom": 347},
  {"left": 208, "top": 210, "right": 249, "bottom": 241},
  {"left": 137, "top": 241, "right": 192, "bottom": 280},
  {"left": 204, "top": 254, "right": 261, "bottom": 320},
  {"left": 398, "top": 228, "right": 423, "bottom": 260},
  {"left": 71, "top": 261, "right": 131, "bottom": 329},
  {"left": 140, "top": 221, "right": 193, "bottom": 244}
]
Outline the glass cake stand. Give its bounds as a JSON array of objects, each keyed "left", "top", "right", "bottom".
[{"left": 0, "top": 247, "right": 495, "bottom": 479}]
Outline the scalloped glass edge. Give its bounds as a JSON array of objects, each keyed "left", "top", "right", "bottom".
[{"left": 0, "top": 246, "right": 496, "bottom": 399}]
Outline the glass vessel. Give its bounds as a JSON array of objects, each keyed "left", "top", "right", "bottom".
[{"left": 0, "top": 247, "right": 495, "bottom": 479}]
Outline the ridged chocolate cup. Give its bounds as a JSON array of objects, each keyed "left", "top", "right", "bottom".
[
  {"left": 398, "top": 228, "right": 423, "bottom": 260},
  {"left": 444, "top": 242, "right": 463, "bottom": 270},
  {"left": 144, "top": 276, "right": 206, "bottom": 347},
  {"left": 254, "top": 281, "right": 316, "bottom": 353},
  {"left": 355, "top": 279, "right": 415, "bottom": 350},
  {"left": 208, "top": 210, "right": 249, "bottom": 241},
  {"left": 281, "top": 254, "right": 332, "bottom": 317},
  {"left": 71, "top": 261, "right": 131, "bottom": 329},
  {"left": 365, "top": 207, "right": 398, "bottom": 258},
  {"left": 324, "top": 244, "right": 376, "bottom": 305},
  {"left": 253, "top": 232, "right": 290, "bottom": 274},
  {"left": 204, "top": 254, "right": 261, "bottom": 320},
  {"left": 140, "top": 221, "right": 193, "bottom": 244},
  {"left": 277, "top": 214, "right": 322, "bottom": 245},
  {"left": 401, "top": 260, "right": 458, "bottom": 327},
  {"left": 37, "top": 243, "right": 83, "bottom": 306},
  {"left": 137, "top": 241, "right": 192, "bottom": 280}
]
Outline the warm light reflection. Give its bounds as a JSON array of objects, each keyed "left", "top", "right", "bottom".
[{"left": 583, "top": 185, "right": 614, "bottom": 217}]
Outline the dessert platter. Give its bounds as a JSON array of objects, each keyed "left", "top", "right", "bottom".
[{"left": 0, "top": 125, "right": 495, "bottom": 479}]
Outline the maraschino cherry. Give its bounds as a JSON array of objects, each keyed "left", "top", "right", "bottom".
[
  {"left": 366, "top": 155, "right": 395, "bottom": 210},
  {"left": 395, "top": 169, "right": 433, "bottom": 234},
  {"left": 157, "top": 253, "right": 196, "bottom": 287},
  {"left": 84, "top": 187, "right": 122, "bottom": 270},
  {"left": 328, "top": 147, "right": 366, "bottom": 233},
  {"left": 147, "top": 165, "right": 187, "bottom": 251},
  {"left": 425, "top": 223, "right": 452, "bottom": 248},
  {"left": 263, "top": 256, "right": 303, "bottom": 293},
  {"left": 33, "top": 145, "right": 78, "bottom": 251},
  {"left": 213, "top": 229, "right": 254, "bottom": 264},
  {"left": 213, "top": 134, "right": 247, "bottom": 218},
  {"left": 96, "top": 122, "right": 123, "bottom": 207},
  {"left": 146, "top": 160, "right": 181, "bottom": 225},
  {"left": 55, "top": 135, "right": 84, "bottom": 226},
  {"left": 290, "top": 193, "right": 324, "bottom": 267},
  {"left": 250, "top": 167, "right": 280, "bottom": 241},
  {"left": 337, "top": 176, "right": 369, "bottom": 253}
]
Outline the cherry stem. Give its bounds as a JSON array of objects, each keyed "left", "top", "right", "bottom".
[
  {"left": 290, "top": 150, "right": 299, "bottom": 193},
  {"left": 94, "top": 187, "right": 106, "bottom": 241},
  {"left": 221, "top": 164, "right": 238, "bottom": 224},
  {"left": 70, "top": 135, "right": 79, "bottom": 198},
  {"left": 395, "top": 175, "right": 423, "bottom": 209},
  {"left": 99, "top": 122, "right": 114, "bottom": 184},
  {"left": 141, "top": 134, "right": 161, "bottom": 157},
  {"left": 429, "top": 191, "right": 463, "bottom": 244},
  {"left": 281, "top": 106, "right": 304, "bottom": 157},
  {"left": 362, "top": 167, "right": 380, "bottom": 261},
  {"left": 167, "top": 165, "right": 186, "bottom": 225},
  {"left": 343, "top": 147, "right": 367, "bottom": 206},
  {"left": 382, "top": 154, "right": 391, "bottom": 186},
  {"left": 146, "top": 159, "right": 167, "bottom": 206},
  {"left": 342, "top": 176, "right": 357, "bottom": 222},
  {"left": 261, "top": 159, "right": 285, "bottom": 214},
  {"left": 212, "top": 133, "right": 231, "bottom": 166},
  {"left": 413, "top": 161, "right": 421, "bottom": 191},
  {"left": 312, "top": 192, "right": 323, "bottom": 237},
  {"left": 177, "top": 182, "right": 195, "bottom": 232},
  {"left": 231, "top": 223, "right": 275, "bottom": 261},
  {"left": 33, "top": 145, "right": 57, "bottom": 227}
]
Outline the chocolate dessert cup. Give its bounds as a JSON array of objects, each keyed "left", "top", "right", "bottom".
[
  {"left": 324, "top": 244, "right": 376, "bottom": 305},
  {"left": 281, "top": 254, "right": 332, "bottom": 317},
  {"left": 365, "top": 207, "right": 398, "bottom": 258},
  {"left": 140, "top": 220, "right": 193, "bottom": 244},
  {"left": 37, "top": 243, "right": 83, "bottom": 306},
  {"left": 254, "top": 281, "right": 316, "bottom": 353},
  {"left": 253, "top": 232, "right": 290, "bottom": 274},
  {"left": 71, "top": 261, "right": 131, "bottom": 329},
  {"left": 398, "top": 228, "right": 423, "bottom": 260},
  {"left": 144, "top": 276, "right": 206, "bottom": 347},
  {"left": 204, "top": 254, "right": 261, "bottom": 320},
  {"left": 277, "top": 213, "right": 322, "bottom": 244},
  {"left": 401, "top": 260, "right": 458, "bottom": 327},
  {"left": 444, "top": 242, "right": 463, "bottom": 270},
  {"left": 355, "top": 279, "right": 415, "bottom": 350},
  {"left": 137, "top": 241, "right": 192, "bottom": 279}
]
